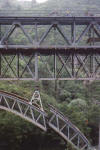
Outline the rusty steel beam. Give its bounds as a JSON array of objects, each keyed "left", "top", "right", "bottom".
[
  {"left": 0, "top": 51, "right": 99, "bottom": 80},
  {"left": 0, "top": 16, "right": 99, "bottom": 80},
  {"left": 0, "top": 16, "right": 100, "bottom": 25}
]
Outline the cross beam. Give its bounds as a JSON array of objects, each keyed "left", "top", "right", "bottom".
[{"left": 0, "top": 49, "right": 99, "bottom": 80}]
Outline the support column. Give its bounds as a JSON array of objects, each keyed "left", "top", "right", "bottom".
[
  {"left": 72, "top": 53, "right": 75, "bottom": 77},
  {"left": 54, "top": 52, "right": 57, "bottom": 79},
  {"left": 35, "top": 52, "right": 38, "bottom": 81},
  {"left": 99, "top": 121, "right": 100, "bottom": 150},
  {"left": 35, "top": 23, "right": 39, "bottom": 81},
  {"left": 35, "top": 23, "right": 38, "bottom": 45},
  {"left": 0, "top": 53, "right": 1, "bottom": 76},
  {"left": 0, "top": 25, "right": 1, "bottom": 40},
  {"left": 0, "top": 25, "right": 1, "bottom": 45},
  {"left": 17, "top": 53, "right": 19, "bottom": 78},
  {"left": 90, "top": 54, "right": 94, "bottom": 78},
  {"left": 71, "top": 20, "right": 76, "bottom": 45}
]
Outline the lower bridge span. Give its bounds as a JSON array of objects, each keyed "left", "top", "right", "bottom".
[
  {"left": 48, "top": 105, "right": 91, "bottom": 150},
  {"left": 0, "top": 91, "right": 92, "bottom": 150},
  {"left": 0, "top": 91, "right": 47, "bottom": 131}
]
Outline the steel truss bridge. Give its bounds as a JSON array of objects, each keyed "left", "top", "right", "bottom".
[
  {"left": 0, "top": 14, "right": 99, "bottom": 150},
  {"left": 0, "top": 90, "right": 90, "bottom": 150},
  {"left": 0, "top": 16, "right": 100, "bottom": 80}
]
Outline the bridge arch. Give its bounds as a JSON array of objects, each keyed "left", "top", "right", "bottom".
[
  {"left": 48, "top": 105, "right": 91, "bottom": 150},
  {"left": 0, "top": 91, "right": 91, "bottom": 150},
  {"left": 0, "top": 91, "right": 47, "bottom": 131}
]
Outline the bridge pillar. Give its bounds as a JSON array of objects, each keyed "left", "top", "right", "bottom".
[
  {"left": 99, "top": 121, "right": 100, "bottom": 150},
  {"left": 34, "top": 23, "right": 39, "bottom": 81},
  {"left": 35, "top": 52, "right": 38, "bottom": 81}
]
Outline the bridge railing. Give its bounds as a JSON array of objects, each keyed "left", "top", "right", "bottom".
[
  {"left": 0, "top": 91, "right": 47, "bottom": 131},
  {"left": 48, "top": 104, "right": 90, "bottom": 150},
  {"left": 0, "top": 10, "right": 100, "bottom": 17}
]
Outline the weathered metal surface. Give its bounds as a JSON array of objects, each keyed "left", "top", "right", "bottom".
[
  {"left": 0, "top": 17, "right": 100, "bottom": 46},
  {"left": 0, "top": 16, "right": 100, "bottom": 25},
  {"left": 48, "top": 105, "right": 90, "bottom": 150},
  {"left": 0, "top": 51, "right": 99, "bottom": 80},
  {"left": 0, "top": 91, "right": 47, "bottom": 131},
  {"left": 0, "top": 91, "right": 91, "bottom": 150},
  {"left": 0, "top": 16, "right": 99, "bottom": 80},
  {"left": 29, "top": 90, "right": 44, "bottom": 111}
]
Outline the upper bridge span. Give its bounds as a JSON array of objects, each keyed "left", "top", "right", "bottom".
[{"left": 0, "top": 14, "right": 100, "bottom": 80}]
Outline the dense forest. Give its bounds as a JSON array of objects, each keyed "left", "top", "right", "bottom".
[{"left": 0, "top": 0, "right": 100, "bottom": 150}]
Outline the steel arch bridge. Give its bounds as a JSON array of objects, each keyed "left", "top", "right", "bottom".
[{"left": 0, "top": 91, "right": 91, "bottom": 150}]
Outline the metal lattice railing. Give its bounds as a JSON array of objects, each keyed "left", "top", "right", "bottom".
[
  {"left": 0, "top": 91, "right": 94, "bottom": 150},
  {"left": 0, "top": 91, "right": 47, "bottom": 131},
  {"left": 48, "top": 105, "right": 90, "bottom": 150}
]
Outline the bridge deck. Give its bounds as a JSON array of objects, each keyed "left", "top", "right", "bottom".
[
  {"left": 0, "top": 16, "right": 100, "bottom": 25},
  {"left": 0, "top": 46, "right": 100, "bottom": 55}
]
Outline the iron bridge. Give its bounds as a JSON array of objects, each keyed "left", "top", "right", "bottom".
[
  {"left": 0, "top": 16, "right": 100, "bottom": 80},
  {"left": 0, "top": 90, "right": 91, "bottom": 150}
]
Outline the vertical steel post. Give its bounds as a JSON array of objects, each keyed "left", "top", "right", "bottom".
[
  {"left": 68, "top": 126, "right": 69, "bottom": 139},
  {"left": 77, "top": 135, "right": 80, "bottom": 148},
  {"left": 90, "top": 54, "right": 93, "bottom": 78},
  {"left": 56, "top": 115, "right": 59, "bottom": 130},
  {"left": 0, "top": 53, "right": 1, "bottom": 76},
  {"left": 72, "top": 53, "right": 74, "bottom": 77},
  {"left": 0, "top": 25, "right": 1, "bottom": 41},
  {"left": 54, "top": 52, "right": 56, "bottom": 79},
  {"left": 17, "top": 53, "right": 19, "bottom": 78},
  {"left": 35, "top": 52, "right": 38, "bottom": 81},
  {"left": 92, "top": 25, "right": 95, "bottom": 45},
  {"left": 88, "top": 28, "right": 92, "bottom": 46},
  {"left": 99, "top": 121, "right": 100, "bottom": 150},
  {"left": 72, "top": 20, "right": 76, "bottom": 45},
  {"left": 35, "top": 23, "right": 38, "bottom": 45},
  {"left": 35, "top": 23, "right": 38, "bottom": 81},
  {"left": 54, "top": 52, "right": 58, "bottom": 99}
]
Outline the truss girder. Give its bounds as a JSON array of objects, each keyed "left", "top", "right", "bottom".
[
  {"left": 0, "top": 16, "right": 99, "bottom": 80},
  {"left": 0, "top": 17, "right": 100, "bottom": 47},
  {"left": 0, "top": 91, "right": 91, "bottom": 150},
  {"left": 0, "top": 91, "right": 47, "bottom": 131},
  {"left": 0, "top": 51, "right": 99, "bottom": 80},
  {"left": 48, "top": 105, "right": 90, "bottom": 150}
]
